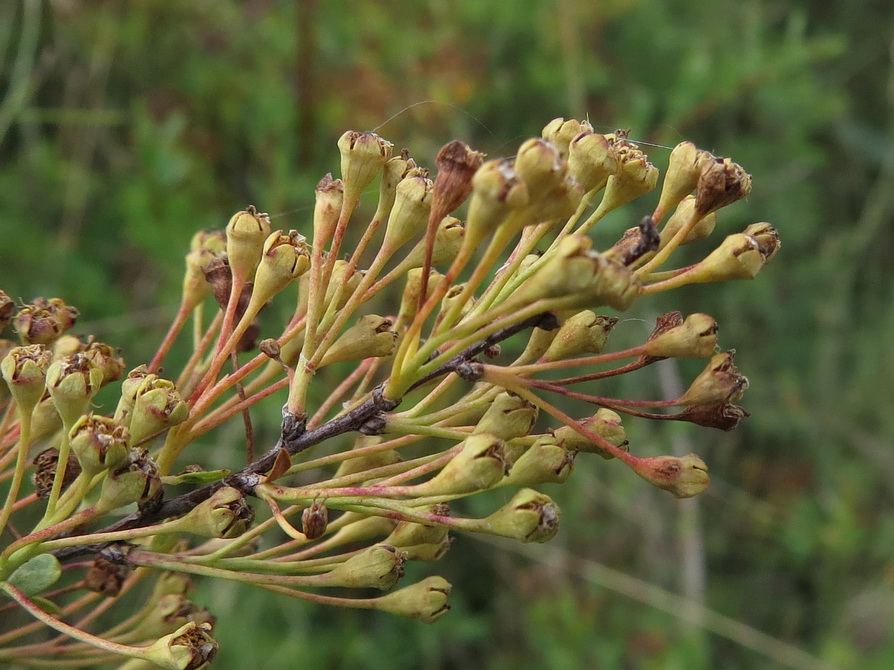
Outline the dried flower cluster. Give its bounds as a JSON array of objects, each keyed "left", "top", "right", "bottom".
[{"left": 0, "top": 118, "right": 778, "bottom": 667}]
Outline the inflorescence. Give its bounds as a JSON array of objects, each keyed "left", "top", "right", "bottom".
[{"left": 0, "top": 118, "right": 778, "bottom": 668}]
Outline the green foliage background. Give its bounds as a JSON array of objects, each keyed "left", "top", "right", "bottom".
[{"left": 2, "top": 0, "right": 893, "bottom": 668}]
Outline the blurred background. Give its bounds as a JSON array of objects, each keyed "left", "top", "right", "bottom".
[{"left": 2, "top": 0, "right": 893, "bottom": 668}]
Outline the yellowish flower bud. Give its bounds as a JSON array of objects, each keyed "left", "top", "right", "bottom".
[
  {"left": 567, "top": 130, "right": 619, "bottom": 191},
  {"left": 402, "top": 216, "right": 465, "bottom": 268},
  {"left": 338, "top": 130, "right": 394, "bottom": 202},
  {"left": 438, "top": 283, "right": 474, "bottom": 325},
  {"left": 2, "top": 344, "right": 52, "bottom": 411},
  {"left": 503, "top": 435, "right": 575, "bottom": 486},
  {"left": 52, "top": 334, "right": 83, "bottom": 358},
  {"left": 473, "top": 391, "right": 539, "bottom": 442},
  {"left": 382, "top": 173, "right": 434, "bottom": 250},
  {"left": 250, "top": 230, "right": 310, "bottom": 307},
  {"left": 466, "top": 159, "right": 529, "bottom": 246},
  {"left": 417, "top": 434, "right": 510, "bottom": 495},
  {"left": 45, "top": 354, "right": 104, "bottom": 427},
  {"left": 482, "top": 488, "right": 560, "bottom": 543},
  {"left": 189, "top": 228, "right": 226, "bottom": 254},
  {"left": 372, "top": 576, "right": 451, "bottom": 623},
  {"left": 29, "top": 395, "right": 61, "bottom": 442},
  {"left": 322, "top": 544, "right": 406, "bottom": 590},
  {"left": 400, "top": 537, "right": 452, "bottom": 562},
  {"left": 679, "top": 351, "right": 748, "bottom": 406},
  {"left": 182, "top": 247, "right": 217, "bottom": 311},
  {"left": 543, "top": 311, "right": 617, "bottom": 361},
  {"left": 313, "top": 173, "right": 345, "bottom": 246},
  {"left": 114, "top": 365, "right": 151, "bottom": 424},
  {"left": 639, "top": 313, "right": 719, "bottom": 359},
  {"left": 225, "top": 205, "right": 271, "bottom": 280},
  {"left": 695, "top": 157, "right": 752, "bottom": 216},
  {"left": 71, "top": 414, "right": 128, "bottom": 477},
  {"left": 385, "top": 509, "right": 450, "bottom": 548},
  {"left": 630, "top": 453, "right": 710, "bottom": 498},
  {"left": 320, "top": 315, "right": 398, "bottom": 367},
  {"left": 514, "top": 137, "right": 566, "bottom": 201}
]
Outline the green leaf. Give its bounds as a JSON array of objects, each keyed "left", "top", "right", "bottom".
[{"left": 7, "top": 554, "right": 62, "bottom": 597}]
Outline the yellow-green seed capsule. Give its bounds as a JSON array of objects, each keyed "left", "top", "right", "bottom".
[
  {"left": 542, "top": 311, "right": 617, "bottom": 361},
  {"left": 322, "top": 544, "right": 407, "bottom": 590},
  {"left": 397, "top": 268, "right": 443, "bottom": 329},
  {"left": 82, "top": 340, "right": 126, "bottom": 387},
  {"left": 473, "top": 391, "right": 539, "bottom": 442},
  {"left": 374, "top": 154, "right": 413, "bottom": 224},
  {"left": 402, "top": 216, "right": 465, "bottom": 268},
  {"left": 323, "top": 259, "right": 364, "bottom": 310},
  {"left": 503, "top": 435, "right": 575, "bottom": 487},
  {"left": 639, "top": 313, "right": 718, "bottom": 359},
  {"left": 678, "top": 351, "right": 749, "bottom": 406},
  {"left": 45, "top": 354, "right": 104, "bottom": 427},
  {"left": 598, "top": 142, "right": 659, "bottom": 214},
  {"left": 416, "top": 434, "right": 509, "bottom": 495},
  {"left": 629, "top": 453, "right": 710, "bottom": 498},
  {"left": 1, "top": 344, "right": 52, "bottom": 411},
  {"left": 382, "top": 173, "right": 434, "bottom": 251},
  {"left": 250, "top": 229, "right": 310, "bottom": 307},
  {"left": 225, "top": 205, "right": 271, "bottom": 281},
  {"left": 568, "top": 130, "right": 619, "bottom": 192},
  {"left": 465, "top": 159, "right": 529, "bottom": 247},
  {"left": 313, "top": 173, "right": 345, "bottom": 247},
  {"left": 128, "top": 377, "right": 189, "bottom": 446},
  {"left": 338, "top": 130, "right": 394, "bottom": 202},
  {"left": 481, "top": 488, "right": 560, "bottom": 543},
  {"left": 658, "top": 195, "right": 717, "bottom": 249},
  {"left": 96, "top": 448, "right": 162, "bottom": 513},
  {"left": 69, "top": 414, "right": 129, "bottom": 476},
  {"left": 542, "top": 117, "right": 591, "bottom": 156},
  {"left": 320, "top": 315, "right": 398, "bottom": 367},
  {"left": 681, "top": 233, "right": 769, "bottom": 284},
  {"left": 372, "top": 576, "right": 452, "bottom": 623},
  {"left": 180, "top": 486, "right": 254, "bottom": 539},
  {"left": 334, "top": 435, "right": 403, "bottom": 480},
  {"left": 182, "top": 247, "right": 218, "bottom": 311},
  {"left": 653, "top": 141, "right": 713, "bottom": 223},
  {"left": 554, "top": 408, "right": 628, "bottom": 458}
]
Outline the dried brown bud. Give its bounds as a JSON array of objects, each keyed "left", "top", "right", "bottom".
[
  {"left": 84, "top": 554, "right": 132, "bottom": 597},
  {"left": 679, "top": 351, "right": 749, "bottom": 406},
  {"left": 13, "top": 298, "right": 79, "bottom": 345},
  {"left": 301, "top": 501, "right": 329, "bottom": 540},
  {"left": 430, "top": 140, "right": 485, "bottom": 218},
  {"left": 32, "top": 447, "right": 81, "bottom": 499},
  {"left": 0, "top": 290, "right": 14, "bottom": 331},
  {"left": 675, "top": 402, "right": 750, "bottom": 431},
  {"left": 695, "top": 157, "right": 752, "bottom": 216}
]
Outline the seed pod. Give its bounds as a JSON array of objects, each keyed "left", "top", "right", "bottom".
[
  {"left": 598, "top": 141, "right": 659, "bottom": 214},
  {"left": 46, "top": 354, "right": 104, "bottom": 427},
  {"left": 2, "top": 344, "right": 52, "bottom": 411},
  {"left": 568, "top": 130, "right": 619, "bottom": 192},
  {"left": 503, "top": 436, "right": 575, "bottom": 487},
  {"left": 695, "top": 156, "right": 752, "bottom": 216},
  {"left": 541, "top": 117, "right": 591, "bottom": 156},
  {"left": 69, "top": 414, "right": 130, "bottom": 476},
  {"left": 658, "top": 195, "right": 717, "bottom": 248},
  {"left": 653, "top": 141, "right": 714, "bottom": 223},
  {"left": 141, "top": 622, "right": 218, "bottom": 670},
  {"left": 320, "top": 315, "right": 398, "bottom": 367},
  {"left": 473, "top": 391, "right": 539, "bottom": 443},
  {"left": 322, "top": 544, "right": 407, "bottom": 590},
  {"left": 639, "top": 313, "right": 718, "bottom": 359},
  {"left": 465, "top": 159, "right": 529, "bottom": 247},
  {"left": 13, "top": 298, "right": 79, "bottom": 346},
  {"left": 323, "top": 259, "right": 364, "bottom": 310},
  {"left": 313, "top": 174, "right": 345, "bottom": 246},
  {"left": 0, "top": 290, "right": 14, "bottom": 331},
  {"left": 542, "top": 311, "right": 617, "bottom": 361},
  {"left": 679, "top": 351, "right": 749, "bottom": 406},
  {"left": 181, "top": 486, "right": 255, "bottom": 539},
  {"left": 250, "top": 229, "right": 310, "bottom": 308},
  {"left": 372, "top": 576, "right": 452, "bottom": 623},
  {"left": 128, "top": 377, "right": 189, "bottom": 446},
  {"left": 417, "top": 434, "right": 510, "bottom": 495},
  {"left": 382, "top": 172, "right": 434, "bottom": 250},
  {"left": 553, "top": 408, "right": 628, "bottom": 458},
  {"left": 96, "top": 448, "right": 162, "bottom": 513},
  {"left": 32, "top": 447, "right": 81, "bottom": 499},
  {"left": 629, "top": 453, "right": 710, "bottom": 498},
  {"left": 225, "top": 205, "right": 271, "bottom": 281},
  {"left": 482, "top": 488, "right": 560, "bottom": 543},
  {"left": 338, "top": 130, "right": 394, "bottom": 202},
  {"left": 402, "top": 216, "right": 465, "bottom": 268},
  {"left": 301, "top": 501, "right": 329, "bottom": 540}
]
